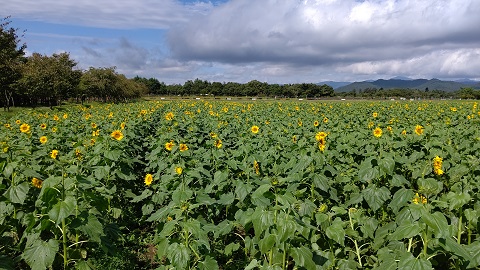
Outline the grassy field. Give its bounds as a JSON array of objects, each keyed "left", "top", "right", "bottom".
[{"left": 1, "top": 99, "right": 479, "bottom": 269}]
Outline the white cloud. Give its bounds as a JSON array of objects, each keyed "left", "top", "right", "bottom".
[{"left": 2, "top": 0, "right": 214, "bottom": 29}]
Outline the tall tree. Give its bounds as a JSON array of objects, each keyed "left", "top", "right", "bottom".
[
  {"left": 18, "top": 52, "right": 81, "bottom": 107},
  {"left": 0, "top": 16, "right": 26, "bottom": 111}
]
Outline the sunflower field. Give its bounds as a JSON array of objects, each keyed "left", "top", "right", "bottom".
[{"left": 1, "top": 99, "right": 479, "bottom": 269}]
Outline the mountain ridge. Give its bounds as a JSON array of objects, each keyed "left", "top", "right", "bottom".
[{"left": 321, "top": 78, "right": 480, "bottom": 92}]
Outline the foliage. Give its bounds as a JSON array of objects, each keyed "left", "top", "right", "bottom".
[
  {"left": 1, "top": 100, "right": 479, "bottom": 269},
  {"left": 0, "top": 16, "right": 26, "bottom": 111}
]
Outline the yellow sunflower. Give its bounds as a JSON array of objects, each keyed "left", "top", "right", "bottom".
[
  {"left": 144, "top": 173, "right": 153, "bottom": 186},
  {"left": 39, "top": 136, "right": 48, "bottom": 144},
  {"left": 373, "top": 127, "right": 382, "bottom": 138},
  {"left": 251, "top": 125, "right": 259, "bottom": 134},
  {"left": 20, "top": 123, "right": 30, "bottom": 133},
  {"left": 165, "top": 141, "right": 175, "bottom": 151},
  {"left": 179, "top": 143, "right": 188, "bottom": 152},
  {"left": 111, "top": 130, "right": 124, "bottom": 141},
  {"left": 32, "top": 177, "right": 43, "bottom": 189},
  {"left": 50, "top": 149, "right": 59, "bottom": 159},
  {"left": 414, "top": 125, "right": 424, "bottom": 135}
]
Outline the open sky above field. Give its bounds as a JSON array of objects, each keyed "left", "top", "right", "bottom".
[{"left": 2, "top": 0, "right": 480, "bottom": 84}]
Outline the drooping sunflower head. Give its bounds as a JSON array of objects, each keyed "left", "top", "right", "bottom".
[
  {"left": 214, "top": 139, "right": 222, "bottom": 148},
  {"left": 32, "top": 177, "right": 43, "bottom": 189}
]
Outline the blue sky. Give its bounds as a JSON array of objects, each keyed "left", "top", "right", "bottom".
[{"left": 3, "top": 0, "right": 480, "bottom": 84}]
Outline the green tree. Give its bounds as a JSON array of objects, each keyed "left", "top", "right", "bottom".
[
  {"left": 18, "top": 52, "right": 81, "bottom": 107},
  {"left": 0, "top": 16, "right": 26, "bottom": 111},
  {"left": 79, "top": 67, "right": 119, "bottom": 102}
]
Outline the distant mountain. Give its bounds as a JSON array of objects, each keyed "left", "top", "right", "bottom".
[
  {"left": 335, "top": 78, "right": 479, "bottom": 92},
  {"left": 454, "top": 79, "right": 479, "bottom": 85},
  {"left": 318, "top": 81, "right": 352, "bottom": 89}
]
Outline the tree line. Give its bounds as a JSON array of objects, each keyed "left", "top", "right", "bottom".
[{"left": 132, "top": 77, "right": 335, "bottom": 98}]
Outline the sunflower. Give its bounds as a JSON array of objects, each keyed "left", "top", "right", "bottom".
[
  {"left": 165, "top": 141, "right": 175, "bottom": 151},
  {"left": 40, "top": 123, "right": 47, "bottom": 129},
  {"left": 15, "top": 119, "right": 21, "bottom": 125},
  {"left": 373, "top": 112, "right": 378, "bottom": 118},
  {"left": 323, "top": 117, "right": 328, "bottom": 123},
  {"left": 165, "top": 112, "right": 174, "bottom": 121},
  {"left": 401, "top": 130, "right": 407, "bottom": 135},
  {"left": 315, "top": 131, "right": 327, "bottom": 142},
  {"left": 175, "top": 167, "right": 183, "bottom": 175},
  {"left": 414, "top": 125, "right": 424, "bottom": 135},
  {"left": 210, "top": 132, "right": 218, "bottom": 138},
  {"left": 20, "top": 123, "right": 30, "bottom": 133},
  {"left": 179, "top": 143, "right": 188, "bottom": 152},
  {"left": 214, "top": 139, "right": 222, "bottom": 148},
  {"left": 53, "top": 115, "right": 59, "bottom": 121},
  {"left": 111, "top": 130, "right": 124, "bottom": 141},
  {"left": 144, "top": 173, "right": 153, "bottom": 186},
  {"left": 91, "top": 123, "right": 97, "bottom": 129},
  {"left": 32, "top": 177, "right": 43, "bottom": 189},
  {"left": 39, "top": 136, "right": 48, "bottom": 144},
  {"left": 253, "top": 160, "right": 260, "bottom": 175},
  {"left": 251, "top": 125, "right": 259, "bottom": 134},
  {"left": 50, "top": 149, "right": 59, "bottom": 159},
  {"left": 313, "top": 120, "right": 319, "bottom": 127},
  {"left": 373, "top": 127, "right": 382, "bottom": 138}
]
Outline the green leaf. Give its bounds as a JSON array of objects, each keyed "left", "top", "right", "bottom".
[
  {"left": 358, "top": 161, "right": 379, "bottom": 182},
  {"left": 391, "top": 174, "right": 410, "bottom": 187},
  {"left": 3, "top": 162, "right": 16, "bottom": 178},
  {"left": 167, "top": 243, "right": 189, "bottom": 270},
  {"left": 417, "top": 178, "right": 443, "bottom": 196},
  {"left": 48, "top": 196, "right": 76, "bottom": 224},
  {"left": 245, "top": 259, "right": 259, "bottom": 270},
  {"left": 75, "top": 260, "right": 93, "bottom": 270},
  {"left": 438, "top": 237, "right": 473, "bottom": 264},
  {"left": 362, "top": 184, "right": 390, "bottom": 211},
  {"left": 421, "top": 211, "right": 450, "bottom": 238},
  {"left": 290, "top": 246, "right": 316, "bottom": 270},
  {"left": 146, "top": 206, "right": 171, "bottom": 222},
  {"left": 4, "top": 182, "right": 29, "bottom": 204},
  {"left": 259, "top": 233, "right": 276, "bottom": 254},
  {"left": 78, "top": 215, "right": 104, "bottom": 242},
  {"left": 446, "top": 192, "right": 471, "bottom": 210},
  {"left": 389, "top": 188, "right": 414, "bottom": 213},
  {"left": 130, "top": 189, "right": 152, "bottom": 203},
  {"left": 224, "top": 242, "right": 240, "bottom": 256},
  {"left": 379, "top": 157, "right": 395, "bottom": 175},
  {"left": 0, "top": 255, "right": 14, "bottom": 270},
  {"left": 313, "top": 174, "right": 330, "bottom": 192},
  {"left": 389, "top": 221, "right": 421, "bottom": 241},
  {"left": 397, "top": 252, "right": 433, "bottom": 270},
  {"left": 198, "top": 255, "right": 219, "bottom": 270},
  {"left": 326, "top": 218, "right": 345, "bottom": 246},
  {"left": 172, "top": 189, "right": 193, "bottom": 204},
  {"left": 22, "top": 238, "right": 59, "bottom": 270},
  {"left": 217, "top": 192, "right": 235, "bottom": 205},
  {"left": 104, "top": 150, "right": 122, "bottom": 161}
]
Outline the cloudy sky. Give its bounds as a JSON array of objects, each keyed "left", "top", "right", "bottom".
[{"left": 3, "top": 0, "right": 480, "bottom": 84}]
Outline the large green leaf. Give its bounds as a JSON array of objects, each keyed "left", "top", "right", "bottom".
[
  {"left": 167, "top": 243, "right": 189, "bottom": 269},
  {"left": 326, "top": 218, "right": 345, "bottom": 246},
  {"left": 22, "top": 238, "right": 59, "bottom": 270},
  {"left": 4, "top": 182, "right": 29, "bottom": 204},
  {"left": 379, "top": 157, "right": 395, "bottom": 175},
  {"left": 290, "top": 246, "right": 316, "bottom": 270},
  {"left": 48, "top": 196, "right": 76, "bottom": 224},
  {"left": 397, "top": 252, "right": 433, "bottom": 270},
  {"left": 389, "top": 221, "right": 421, "bottom": 241},
  {"left": 362, "top": 184, "right": 390, "bottom": 211},
  {"left": 389, "top": 188, "right": 414, "bottom": 213},
  {"left": 198, "top": 255, "right": 219, "bottom": 270},
  {"left": 421, "top": 211, "right": 450, "bottom": 238}
]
